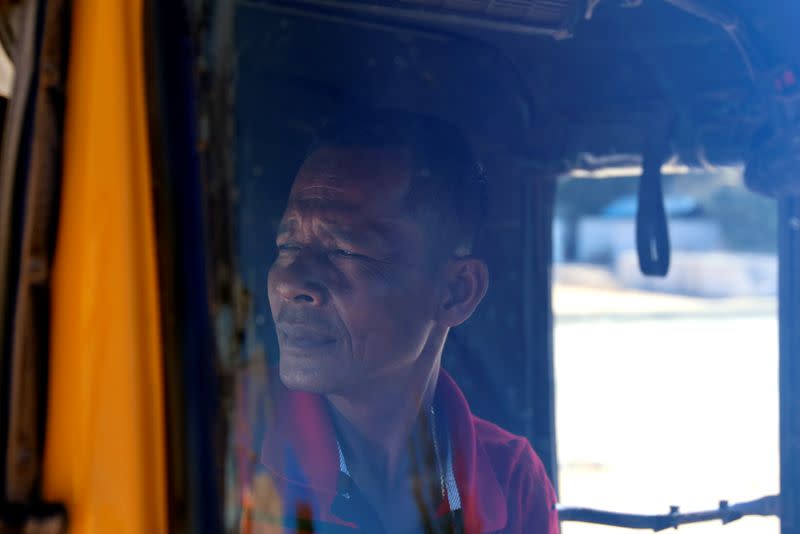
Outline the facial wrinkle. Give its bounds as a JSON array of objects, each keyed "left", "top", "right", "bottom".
[{"left": 294, "top": 183, "right": 346, "bottom": 201}]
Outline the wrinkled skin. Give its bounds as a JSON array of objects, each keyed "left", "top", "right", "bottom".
[
  {"left": 267, "top": 145, "right": 490, "bottom": 530},
  {"left": 268, "top": 146, "right": 446, "bottom": 397}
]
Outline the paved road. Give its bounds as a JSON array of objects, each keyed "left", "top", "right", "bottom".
[{"left": 554, "top": 290, "right": 779, "bottom": 533}]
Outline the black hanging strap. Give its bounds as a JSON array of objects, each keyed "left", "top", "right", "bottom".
[{"left": 636, "top": 122, "right": 673, "bottom": 277}]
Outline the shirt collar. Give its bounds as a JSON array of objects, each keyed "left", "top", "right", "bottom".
[{"left": 260, "top": 370, "right": 507, "bottom": 532}]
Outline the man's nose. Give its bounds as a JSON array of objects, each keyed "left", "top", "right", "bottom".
[{"left": 272, "top": 254, "right": 328, "bottom": 306}]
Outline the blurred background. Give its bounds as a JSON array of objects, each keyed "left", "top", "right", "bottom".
[{"left": 553, "top": 165, "right": 779, "bottom": 533}]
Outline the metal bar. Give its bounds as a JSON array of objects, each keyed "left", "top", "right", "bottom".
[
  {"left": 238, "top": 0, "right": 451, "bottom": 40},
  {"left": 241, "top": 0, "right": 568, "bottom": 37},
  {"left": 5, "top": 0, "right": 68, "bottom": 504},
  {"left": 557, "top": 495, "right": 780, "bottom": 531},
  {"left": 521, "top": 167, "right": 558, "bottom": 487},
  {"left": 661, "top": 0, "right": 768, "bottom": 78},
  {"left": 660, "top": 0, "right": 736, "bottom": 28},
  {"left": 0, "top": 2, "right": 39, "bottom": 489},
  {"left": 779, "top": 196, "right": 800, "bottom": 534}
]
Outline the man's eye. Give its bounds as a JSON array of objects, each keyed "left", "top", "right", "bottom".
[
  {"left": 333, "top": 248, "right": 362, "bottom": 258},
  {"left": 277, "top": 243, "right": 300, "bottom": 253}
]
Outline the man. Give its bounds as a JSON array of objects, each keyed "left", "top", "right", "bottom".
[{"left": 260, "top": 109, "right": 558, "bottom": 533}]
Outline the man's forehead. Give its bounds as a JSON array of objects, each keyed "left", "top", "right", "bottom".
[
  {"left": 290, "top": 146, "right": 413, "bottom": 207},
  {"left": 277, "top": 203, "right": 420, "bottom": 254},
  {"left": 277, "top": 214, "right": 403, "bottom": 240}
]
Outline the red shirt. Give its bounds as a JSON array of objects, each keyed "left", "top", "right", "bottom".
[{"left": 258, "top": 371, "right": 559, "bottom": 533}]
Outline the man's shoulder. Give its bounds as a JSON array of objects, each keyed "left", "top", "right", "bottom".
[
  {"left": 471, "top": 415, "right": 550, "bottom": 484},
  {"left": 471, "top": 415, "right": 559, "bottom": 533}
]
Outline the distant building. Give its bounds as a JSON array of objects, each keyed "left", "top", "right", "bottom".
[{"left": 572, "top": 195, "right": 724, "bottom": 264}]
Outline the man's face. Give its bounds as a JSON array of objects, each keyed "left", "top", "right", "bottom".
[{"left": 268, "top": 146, "right": 442, "bottom": 394}]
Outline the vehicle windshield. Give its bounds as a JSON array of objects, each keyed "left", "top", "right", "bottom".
[{"left": 187, "top": 2, "right": 791, "bottom": 533}]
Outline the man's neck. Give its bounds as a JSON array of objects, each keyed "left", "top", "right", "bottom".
[{"left": 325, "top": 355, "right": 441, "bottom": 489}]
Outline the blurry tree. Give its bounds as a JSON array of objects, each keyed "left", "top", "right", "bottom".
[{"left": 705, "top": 185, "right": 777, "bottom": 252}]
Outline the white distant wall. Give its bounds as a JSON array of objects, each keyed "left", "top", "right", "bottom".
[
  {"left": 614, "top": 250, "right": 777, "bottom": 297},
  {"left": 575, "top": 217, "right": 723, "bottom": 263}
]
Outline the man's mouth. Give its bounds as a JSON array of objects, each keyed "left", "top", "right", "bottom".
[{"left": 278, "top": 324, "right": 338, "bottom": 349}]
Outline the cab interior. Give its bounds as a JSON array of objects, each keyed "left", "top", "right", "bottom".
[
  {"left": 0, "top": 0, "right": 798, "bottom": 532},
  {"left": 143, "top": 0, "right": 800, "bottom": 531}
]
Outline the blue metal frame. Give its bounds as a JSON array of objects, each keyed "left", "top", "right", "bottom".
[
  {"left": 145, "top": 1, "right": 224, "bottom": 531},
  {"left": 779, "top": 196, "right": 800, "bottom": 534}
]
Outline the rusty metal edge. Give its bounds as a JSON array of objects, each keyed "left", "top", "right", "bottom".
[
  {"left": 4, "top": 0, "right": 68, "bottom": 522},
  {"left": 0, "top": 0, "right": 38, "bottom": 505}
]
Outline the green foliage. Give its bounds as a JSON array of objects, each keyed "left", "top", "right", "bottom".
[{"left": 704, "top": 186, "right": 777, "bottom": 252}]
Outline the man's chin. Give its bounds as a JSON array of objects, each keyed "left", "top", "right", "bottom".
[{"left": 279, "top": 358, "right": 341, "bottom": 394}]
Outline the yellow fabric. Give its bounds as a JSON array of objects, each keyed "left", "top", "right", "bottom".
[{"left": 41, "top": 1, "right": 167, "bottom": 532}]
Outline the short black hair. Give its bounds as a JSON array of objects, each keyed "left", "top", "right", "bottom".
[{"left": 309, "top": 108, "right": 487, "bottom": 259}]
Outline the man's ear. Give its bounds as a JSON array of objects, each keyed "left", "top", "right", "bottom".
[{"left": 436, "top": 257, "right": 489, "bottom": 328}]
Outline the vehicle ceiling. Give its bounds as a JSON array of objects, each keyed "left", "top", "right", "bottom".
[
  {"left": 236, "top": 0, "right": 800, "bottom": 171},
  {"left": 230, "top": 1, "right": 797, "bottom": 451}
]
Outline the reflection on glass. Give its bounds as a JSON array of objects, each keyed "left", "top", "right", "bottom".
[{"left": 235, "top": 110, "right": 559, "bottom": 533}]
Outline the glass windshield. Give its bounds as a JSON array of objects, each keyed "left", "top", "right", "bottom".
[
  {"left": 227, "top": 8, "right": 559, "bottom": 533},
  {"left": 182, "top": 2, "right": 790, "bottom": 533}
]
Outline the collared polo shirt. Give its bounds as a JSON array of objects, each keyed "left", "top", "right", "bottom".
[{"left": 256, "top": 371, "right": 559, "bottom": 533}]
